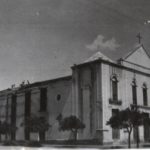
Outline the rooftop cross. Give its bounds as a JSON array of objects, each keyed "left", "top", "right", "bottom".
[{"left": 136, "top": 33, "right": 142, "bottom": 44}]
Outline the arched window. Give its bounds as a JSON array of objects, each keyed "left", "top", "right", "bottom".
[
  {"left": 112, "top": 76, "right": 118, "bottom": 101},
  {"left": 143, "top": 83, "right": 148, "bottom": 106},
  {"left": 132, "top": 79, "right": 137, "bottom": 105}
]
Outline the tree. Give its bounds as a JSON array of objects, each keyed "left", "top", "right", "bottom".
[
  {"left": 106, "top": 106, "right": 144, "bottom": 148},
  {"left": 22, "top": 116, "right": 51, "bottom": 141},
  {"left": 0, "top": 121, "right": 17, "bottom": 141},
  {"left": 57, "top": 115, "right": 85, "bottom": 140}
]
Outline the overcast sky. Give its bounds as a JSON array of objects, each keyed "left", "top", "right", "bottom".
[{"left": 0, "top": 0, "right": 150, "bottom": 90}]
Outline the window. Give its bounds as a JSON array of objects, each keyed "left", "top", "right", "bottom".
[
  {"left": 143, "top": 84, "right": 148, "bottom": 106},
  {"left": 132, "top": 80, "right": 137, "bottom": 105},
  {"left": 112, "top": 109, "right": 120, "bottom": 139},
  {"left": 25, "top": 91, "right": 31, "bottom": 140},
  {"left": 40, "top": 88, "right": 47, "bottom": 112},
  {"left": 11, "top": 94, "right": 17, "bottom": 140},
  {"left": 25, "top": 91, "right": 31, "bottom": 118},
  {"left": 111, "top": 76, "right": 118, "bottom": 101}
]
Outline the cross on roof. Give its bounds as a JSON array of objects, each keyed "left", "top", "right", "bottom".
[{"left": 136, "top": 33, "right": 142, "bottom": 44}]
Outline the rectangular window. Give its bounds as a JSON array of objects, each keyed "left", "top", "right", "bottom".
[
  {"left": 25, "top": 91, "right": 31, "bottom": 140},
  {"left": 40, "top": 88, "right": 47, "bottom": 112},
  {"left": 11, "top": 94, "right": 16, "bottom": 140},
  {"left": 25, "top": 91, "right": 31, "bottom": 117},
  {"left": 143, "top": 88, "right": 148, "bottom": 106},
  {"left": 112, "top": 109, "right": 120, "bottom": 139},
  {"left": 132, "top": 85, "right": 137, "bottom": 105}
]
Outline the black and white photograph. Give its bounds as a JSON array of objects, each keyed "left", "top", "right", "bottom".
[{"left": 0, "top": 0, "right": 149, "bottom": 149}]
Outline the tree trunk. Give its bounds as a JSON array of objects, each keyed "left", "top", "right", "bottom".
[
  {"left": 5, "top": 133, "right": 8, "bottom": 140},
  {"left": 136, "top": 126, "right": 139, "bottom": 148},
  {"left": 128, "top": 132, "right": 131, "bottom": 148},
  {"left": 72, "top": 130, "right": 77, "bottom": 141}
]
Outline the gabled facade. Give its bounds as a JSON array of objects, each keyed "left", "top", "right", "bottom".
[{"left": 119, "top": 45, "right": 150, "bottom": 74}]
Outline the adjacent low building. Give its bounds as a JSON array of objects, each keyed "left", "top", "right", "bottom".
[{"left": 0, "top": 76, "right": 72, "bottom": 141}]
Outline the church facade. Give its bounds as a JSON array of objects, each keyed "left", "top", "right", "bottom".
[
  {"left": 0, "top": 45, "right": 149, "bottom": 144},
  {"left": 71, "top": 45, "right": 150, "bottom": 143}
]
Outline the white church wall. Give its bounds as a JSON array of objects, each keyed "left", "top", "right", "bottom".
[
  {"left": 30, "top": 88, "right": 40, "bottom": 116},
  {"left": 101, "top": 63, "right": 113, "bottom": 143},
  {"left": 46, "top": 79, "right": 72, "bottom": 140},
  {"left": 94, "top": 63, "right": 103, "bottom": 142},
  {"left": 0, "top": 94, "right": 7, "bottom": 122},
  {"left": 72, "top": 64, "right": 103, "bottom": 141},
  {"left": 16, "top": 93, "right": 25, "bottom": 140},
  {"left": 71, "top": 69, "right": 79, "bottom": 117},
  {"left": 76, "top": 66, "right": 93, "bottom": 139},
  {"left": 0, "top": 76, "right": 72, "bottom": 141},
  {"left": 101, "top": 61, "right": 150, "bottom": 143},
  {"left": 29, "top": 88, "right": 41, "bottom": 141}
]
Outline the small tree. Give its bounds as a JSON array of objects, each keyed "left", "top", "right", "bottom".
[
  {"left": 22, "top": 116, "right": 51, "bottom": 141},
  {"left": 107, "top": 106, "right": 144, "bottom": 148},
  {"left": 0, "top": 121, "right": 17, "bottom": 140},
  {"left": 57, "top": 115, "right": 85, "bottom": 140}
]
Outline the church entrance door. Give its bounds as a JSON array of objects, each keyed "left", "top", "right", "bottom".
[{"left": 143, "top": 113, "right": 150, "bottom": 142}]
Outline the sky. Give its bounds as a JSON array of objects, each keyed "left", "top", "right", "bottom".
[{"left": 0, "top": 0, "right": 150, "bottom": 90}]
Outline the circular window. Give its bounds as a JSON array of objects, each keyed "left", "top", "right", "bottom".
[{"left": 57, "top": 94, "right": 61, "bottom": 101}]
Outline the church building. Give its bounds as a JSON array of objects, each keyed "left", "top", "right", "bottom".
[{"left": 0, "top": 44, "right": 149, "bottom": 145}]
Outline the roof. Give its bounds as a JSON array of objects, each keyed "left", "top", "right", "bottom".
[
  {"left": 28, "top": 75, "right": 72, "bottom": 88},
  {"left": 84, "top": 51, "right": 114, "bottom": 63},
  {"left": 0, "top": 75, "right": 72, "bottom": 93},
  {"left": 122, "top": 44, "right": 150, "bottom": 60},
  {"left": 72, "top": 56, "right": 150, "bottom": 77}
]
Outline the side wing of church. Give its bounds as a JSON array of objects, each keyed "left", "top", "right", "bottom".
[
  {"left": 0, "top": 45, "right": 149, "bottom": 144},
  {"left": 0, "top": 76, "right": 73, "bottom": 141}
]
